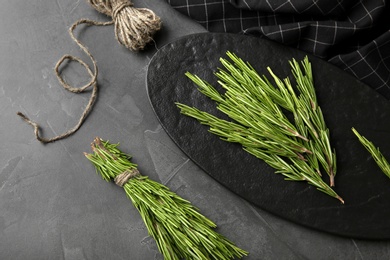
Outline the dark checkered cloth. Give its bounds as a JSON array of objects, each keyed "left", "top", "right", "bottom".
[{"left": 166, "top": 0, "right": 390, "bottom": 99}]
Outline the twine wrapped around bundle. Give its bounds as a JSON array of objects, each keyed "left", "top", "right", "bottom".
[{"left": 17, "top": 0, "right": 161, "bottom": 143}]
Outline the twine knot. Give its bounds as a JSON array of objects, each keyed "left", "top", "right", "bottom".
[{"left": 114, "top": 169, "right": 140, "bottom": 187}]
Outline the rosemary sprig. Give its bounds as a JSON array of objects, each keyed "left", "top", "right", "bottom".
[
  {"left": 352, "top": 128, "right": 390, "bottom": 178},
  {"left": 177, "top": 105, "right": 343, "bottom": 203},
  {"left": 223, "top": 52, "right": 336, "bottom": 186},
  {"left": 85, "top": 137, "right": 248, "bottom": 260},
  {"left": 176, "top": 53, "right": 343, "bottom": 203}
]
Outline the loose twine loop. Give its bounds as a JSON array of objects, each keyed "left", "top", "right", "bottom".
[
  {"left": 17, "top": 0, "right": 161, "bottom": 143},
  {"left": 114, "top": 168, "right": 140, "bottom": 187}
]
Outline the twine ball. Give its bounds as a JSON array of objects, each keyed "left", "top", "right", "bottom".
[{"left": 87, "top": 0, "right": 162, "bottom": 51}]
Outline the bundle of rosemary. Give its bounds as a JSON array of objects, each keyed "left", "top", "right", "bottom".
[
  {"left": 85, "top": 137, "right": 247, "bottom": 260},
  {"left": 176, "top": 52, "right": 344, "bottom": 203}
]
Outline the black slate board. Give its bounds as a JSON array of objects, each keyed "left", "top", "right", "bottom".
[{"left": 146, "top": 32, "right": 390, "bottom": 239}]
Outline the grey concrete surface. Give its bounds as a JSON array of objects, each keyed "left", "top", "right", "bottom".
[{"left": 1, "top": 1, "right": 389, "bottom": 259}]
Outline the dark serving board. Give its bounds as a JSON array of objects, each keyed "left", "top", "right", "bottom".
[{"left": 146, "top": 32, "right": 390, "bottom": 239}]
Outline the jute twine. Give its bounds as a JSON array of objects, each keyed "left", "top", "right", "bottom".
[
  {"left": 88, "top": 0, "right": 161, "bottom": 51},
  {"left": 114, "top": 168, "right": 140, "bottom": 187},
  {"left": 17, "top": 0, "right": 161, "bottom": 143}
]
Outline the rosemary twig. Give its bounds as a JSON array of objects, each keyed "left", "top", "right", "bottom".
[
  {"left": 224, "top": 52, "right": 336, "bottom": 186},
  {"left": 176, "top": 53, "right": 343, "bottom": 203},
  {"left": 178, "top": 105, "right": 343, "bottom": 203},
  {"left": 85, "top": 137, "right": 248, "bottom": 260},
  {"left": 352, "top": 128, "right": 390, "bottom": 178}
]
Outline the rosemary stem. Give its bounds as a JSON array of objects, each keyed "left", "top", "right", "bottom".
[{"left": 177, "top": 53, "right": 342, "bottom": 203}]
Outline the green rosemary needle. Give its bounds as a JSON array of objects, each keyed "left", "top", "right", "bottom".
[
  {"left": 352, "top": 128, "right": 390, "bottom": 178},
  {"left": 176, "top": 53, "right": 343, "bottom": 203},
  {"left": 85, "top": 137, "right": 248, "bottom": 260}
]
